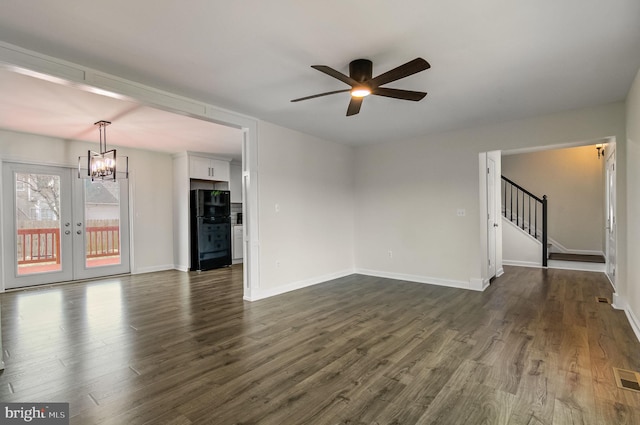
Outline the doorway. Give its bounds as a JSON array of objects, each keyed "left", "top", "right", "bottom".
[
  {"left": 2, "top": 162, "right": 130, "bottom": 289},
  {"left": 487, "top": 156, "right": 497, "bottom": 278},
  {"left": 605, "top": 145, "right": 617, "bottom": 287}
]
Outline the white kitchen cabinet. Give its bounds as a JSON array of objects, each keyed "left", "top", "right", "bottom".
[
  {"left": 230, "top": 163, "right": 242, "bottom": 203},
  {"left": 189, "top": 155, "right": 230, "bottom": 181},
  {"left": 232, "top": 225, "right": 244, "bottom": 260}
]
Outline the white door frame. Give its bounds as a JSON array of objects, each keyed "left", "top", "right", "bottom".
[
  {"left": 478, "top": 151, "right": 503, "bottom": 288},
  {"left": 73, "top": 175, "right": 131, "bottom": 280},
  {"left": 0, "top": 41, "right": 261, "bottom": 300},
  {"left": 605, "top": 142, "right": 616, "bottom": 289},
  {"left": 2, "top": 163, "right": 74, "bottom": 288},
  {"left": 487, "top": 156, "right": 497, "bottom": 279},
  {"left": 2, "top": 162, "right": 131, "bottom": 288}
]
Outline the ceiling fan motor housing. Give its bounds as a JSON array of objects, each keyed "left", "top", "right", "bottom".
[
  {"left": 349, "top": 59, "right": 373, "bottom": 83},
  {"left": 291, "top": 57, "right": 429, "bottom": 116}
]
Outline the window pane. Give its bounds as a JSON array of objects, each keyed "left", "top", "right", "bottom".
[
  {"left": 15, "top": 173, "right": 62, "bottom": 275},
  {"left": 84, "top": 180, "right": 121, "bottom": 268}
]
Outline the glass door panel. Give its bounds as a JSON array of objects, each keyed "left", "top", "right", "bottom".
[
  {"left": 15, "top": 173, "right": 63, "bottom": 275},
  {"left": 83, "top": 179, "right": 122, "bottom": 268}
]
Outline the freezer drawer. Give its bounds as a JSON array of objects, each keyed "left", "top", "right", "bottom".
[{"left": 191, "top": 217, "right": 231, "bottom": 271}]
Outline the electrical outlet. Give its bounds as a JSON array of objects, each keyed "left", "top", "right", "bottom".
[
  {"left": 276, "top": 260, "right": 281, "bottom": 268},
  {"left": 275, "top": 203, "right": 280, "bottom": 212},
  {"left": 457, "top": 208, "right": 466, "bottom": 217},
  {"left": 388, "top": 250, "right": 393, "bottom": 258}
]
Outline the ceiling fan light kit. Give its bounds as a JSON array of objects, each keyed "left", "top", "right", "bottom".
[
  {"left": 292, "top": 57, "right": 430, "bottom": 116},
  {"left": 350, "top": 88, "right": 371, "bottom": 98}
]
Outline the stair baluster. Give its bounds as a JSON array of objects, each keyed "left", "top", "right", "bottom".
[{"left": 501, "top": 176, "right": 548, "bottom": 267}]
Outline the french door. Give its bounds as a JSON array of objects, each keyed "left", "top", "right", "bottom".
[{"left": 2, "top": 162, "right": 130, "bottom": 289}]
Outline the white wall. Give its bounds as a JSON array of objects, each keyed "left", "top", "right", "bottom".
[
  {"left": 502, "top": 145, "right": 605, "bottom": 253},
  {"left": 0, "top": 129, "right": 175, "bottom": 283},
  {"left": 256, "top": 121, "right": 355, "bottom": 298},
  {"left": 502, "top": 217, "right": 543, "bottom": 267},
  {"left": 625, "top": 67, "right": 640, "bottom": 338},
  {"left": 172, "top": 154, "right": 189, "bottom": 271},
  {"left": 354, "top": 102, "right": 626, "bottom": 288}
]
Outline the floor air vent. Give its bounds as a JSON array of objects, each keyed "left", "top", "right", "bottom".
[
  {"left": 613, "top": 367, "right": 640, "bottom": 392},
  {"left": 596, "top": 296, "right": 611, "bottom": 304}
]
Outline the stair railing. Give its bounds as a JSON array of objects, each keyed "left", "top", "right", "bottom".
[{"left": 501, "top": 175, "right": 548, "bottom": 267}]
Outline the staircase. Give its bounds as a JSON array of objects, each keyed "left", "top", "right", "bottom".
[
  {"left": 501, "top": 175, "right": 606, "bottom": 272},
  {"left": 501, "top": 176, "right": 547, "bottom": 267}
]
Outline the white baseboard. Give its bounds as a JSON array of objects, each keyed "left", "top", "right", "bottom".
[
  {"left": 173, "top": 265, "right": 189, "bottom": 272},
  {"left": 612, "top": 292, "right": 624, "bottom": 310},
  {"left": 244, "top": 268, "right": 355, "bottom": 301},
  {"left": 625, "top": 305, "right": 640, "bottom": 344},
  {"left": 503, "top": 260, "right": 542, "bottom": 268},
  {"left": 611, "top": 293, "right": 640, "bottom": 344},
  {"left": 547, "top": 237, "right": 604, "bottom": 257},
  {"left": 245, "top": 268, "right": 490, "bottom": 301},
  {"left": 496, "top": 267, "right": 505, "bottom": 278},
  {"left": 132, "top": 264, "right": 176, "bottom": 274},
  {"left": 355, "top": 268, "right": 486, "bottom": 292},
  {"left": 469, "top": 277, "right": 490, "bottom": 291}
]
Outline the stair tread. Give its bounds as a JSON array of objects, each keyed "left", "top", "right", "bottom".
[{"left": 548, "top": 253, "right": 605, "bottom": 263}]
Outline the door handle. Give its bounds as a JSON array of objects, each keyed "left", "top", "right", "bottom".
[
  {"left": 65, "top": 230, "right": 71, "bottom": 235},
  {"left": 493, "top": 223, "right": 499, "bottom": 227},
  {"left": 77, "top": 222, "right": 82, "bottom": 227},
  {"left": 76, "top": 230, "right": 82, "bottom": 235},
  {"left": 65, "top": 222, "right": 70, "bottom": 227}
]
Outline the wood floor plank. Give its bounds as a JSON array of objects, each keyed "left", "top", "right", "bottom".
[{"left": 1, "top": 265, "right": 639, "bottom": 424}]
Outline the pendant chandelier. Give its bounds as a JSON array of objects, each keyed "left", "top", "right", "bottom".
[{"left": 78, "top": 120, "right": 128, "bottom": 181}]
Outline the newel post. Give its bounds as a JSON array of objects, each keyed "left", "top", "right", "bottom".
[{"left": 542, "top": 195, "right": 548, "bottom": 267}]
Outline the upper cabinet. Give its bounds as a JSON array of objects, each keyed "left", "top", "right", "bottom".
[
  {"left": 189, "top": 155, "right": 230, "bottom": 181},
  {"left": 230, "top": 163, "right": 243, "bottom": 203}
]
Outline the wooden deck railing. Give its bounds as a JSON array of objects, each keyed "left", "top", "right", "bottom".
[
  {"left": 17, "top": 228, "right": 61, "bottom": 264},
  {"left": 85, "top": 225, "right": 120, "bottom": 258},
  {"left": 17, "top": 225, "right": 120, "bottom": 265}
]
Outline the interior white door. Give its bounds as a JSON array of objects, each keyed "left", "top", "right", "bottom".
[
  {"left": 2, "top": 162, "right": 130, "bottom": 289},
  {"left": 487, "top": 157, "right": 497, "bottom": 278},
  {"left": 605, "top": 148, "right": 616, "bottom": 287}
]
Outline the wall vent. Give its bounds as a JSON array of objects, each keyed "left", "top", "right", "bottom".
[
  {"left": 596, "top": 296, "right": 611, "bottom": 304},
  {"left": 613, "top": 367, "right": 640, "bottom": 392}
]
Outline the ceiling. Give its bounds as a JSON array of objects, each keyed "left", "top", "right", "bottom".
[
  {"left": 0, "top": 0, "right": 639, "bottom": 149},
  {"left": 0, "top": 69, "right": 244, "bottom": 161}
]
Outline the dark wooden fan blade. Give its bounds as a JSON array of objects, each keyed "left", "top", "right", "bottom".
[
  {"left": 372, "top": 87, "right": 427, "bottom": 101},
  {"left": 368, "top": 58, "right": 430, "bottom": 88},
  {"left": 346, "top": 97, "right": 363, "bottom": 116},
  {"left": 311, "top": 65, "right": 359, "bottom": 87},
  {"left": 291, "top": 89, "right": 351, "bottom": 102}
]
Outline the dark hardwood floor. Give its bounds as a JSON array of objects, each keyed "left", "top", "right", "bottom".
[{"left": 1, "top": 265, "right": 639, "bottom": 424}]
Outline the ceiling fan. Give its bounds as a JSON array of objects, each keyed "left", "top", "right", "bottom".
[{"left": 291, "top": 58, "right": 430, "bottom": 116}]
